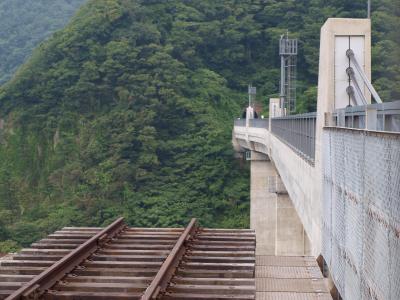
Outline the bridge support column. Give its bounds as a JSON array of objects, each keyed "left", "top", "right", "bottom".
[
  {"left": 250, "top": 152, "right": 310, "bottom": 255},
  {"left": 250, "top": 153, "right": 276, "bottom": 255},
  {"left": 276, "top": 193, "right": 311, "bottom": 256}
]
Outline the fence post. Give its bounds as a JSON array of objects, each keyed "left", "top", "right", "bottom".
[
  {"left": 337, "top": 109, "right": 345, "bottom": 127},
  {"left": 365, "top": 107, "right": 377, "bottom": 130},
  {"left": 325, "top": 112, "right": 335, "bottom": 126}
]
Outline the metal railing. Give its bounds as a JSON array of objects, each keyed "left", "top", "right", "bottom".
[
  {"left": 271, "top": 112, "right": 317, "bottom": 163},
  {"left": 332, "top": 100, "right": 400, "bottom": 132},
  {"left": 249, "top": 118, "right": 269, "bottom": 129},
  {"left": 234, "top": 119, "right": 246, "bottom": 127},
  {"left": 234, "top": 118, "right": 270, "bottom": 129}
]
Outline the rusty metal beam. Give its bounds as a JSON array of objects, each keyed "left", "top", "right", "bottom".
[
  {"left": 141, "top": 218, "right": 198, "bottom": 300},
  {"left": 5, "top": 217, "right": 126, "bottom": 300}
]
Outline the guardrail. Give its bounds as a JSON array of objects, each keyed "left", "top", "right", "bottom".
[
  {"left": 234, "top": 119, "right": 246, "bottom": 127},
  {"left": 332, "top": 100, "right": 400, "bottom": 132},
  {"left": 249, "top": 118, "right": 269, "bottom": 129},
  {"left": 233, "top": 118, "right": 269, "bottom": 129},
  {"left": 271, "top": 112, "right": 317, "bottom": 163}
]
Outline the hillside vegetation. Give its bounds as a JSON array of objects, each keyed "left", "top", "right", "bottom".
[
  {"left": 0, "top": 0, "right": 85, "bottom": 84},
  {"left": 0, "top": 0, "right": 398, "bottom": 251}
]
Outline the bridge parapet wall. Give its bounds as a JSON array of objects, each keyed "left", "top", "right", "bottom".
[{"left": 322, "top": 127, "right": 400, "bottom": 299}]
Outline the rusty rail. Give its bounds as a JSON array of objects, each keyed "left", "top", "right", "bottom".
[
  {"left": 1, "top": 218, "right": 256, "bottom": 299},
  {"left": 5, "top": 217, "right": 126, "bottom": 300},
  {"left": 141, "top": 218, "right": 198, "bottom": 300}
]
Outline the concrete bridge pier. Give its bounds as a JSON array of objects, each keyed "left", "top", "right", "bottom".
[{"left": 249, "top": 151, "right": 311, "bottom": 256}]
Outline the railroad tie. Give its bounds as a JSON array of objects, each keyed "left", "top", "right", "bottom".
[{"left": 0, "top": 218, "right": 255, "bottom": 300}]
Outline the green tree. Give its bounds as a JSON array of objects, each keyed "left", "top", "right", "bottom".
[{"left": 0, "top": 0, "right": 398, "bottom": 249}]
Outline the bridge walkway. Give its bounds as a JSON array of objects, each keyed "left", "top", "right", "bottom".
[{"left": 255, "top": 255, "right": 331, "bottom": 299}]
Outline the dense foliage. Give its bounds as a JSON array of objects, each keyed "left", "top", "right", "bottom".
[
  {"left": 0, "top": 0, "right": 398, "bottom": 250},
  {"left": 0, "top": 0, "right": 85, "bottom": 84}
]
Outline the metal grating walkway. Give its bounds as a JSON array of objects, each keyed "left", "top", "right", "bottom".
[{"left": 256, "top": 255, "right": 331, "bottom": 299}]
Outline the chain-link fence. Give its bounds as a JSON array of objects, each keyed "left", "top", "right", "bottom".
[{"left": 322, "top": 127, "right": 400, "bottom": 300}]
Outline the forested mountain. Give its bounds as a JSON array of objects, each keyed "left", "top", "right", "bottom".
[
  {"left": 0, "top": 0, "right": 398, "bottom": 252},
  {"left": 0, "top": 0, "right": 85, "bottom": 84}
]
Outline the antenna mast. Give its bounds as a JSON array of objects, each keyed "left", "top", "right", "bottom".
[
  {"left": 248, "top": 84, "right": 256, "bottom": 107},
  {"left": 279, "top": 32, "right": 298, "bottom": 114}
]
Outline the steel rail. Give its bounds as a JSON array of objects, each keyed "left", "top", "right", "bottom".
[
  {"left": 5, "top": 217, "right": 126, "bottom": 300},
  {"left": 141, "top": 218, "right": 198, "bottom": 300}
]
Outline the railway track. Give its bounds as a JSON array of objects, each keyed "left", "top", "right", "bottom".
[{"left": 0, "top": 217, "right": 255, "bottom": 299}]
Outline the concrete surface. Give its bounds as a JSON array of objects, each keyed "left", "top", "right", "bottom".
[
  {"left": 250, "top": 158, "right": 277, "bottom": 255},
  {"left": 276, "top": 194, "right": 310, "bottom": 256},
  {"left": 250, "top": 154, "right": 310, "bottom": 256}
]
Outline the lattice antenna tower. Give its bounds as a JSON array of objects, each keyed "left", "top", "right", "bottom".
[
  {"left": 248, "top": 84, "right": 256, "bottom": 107},
  {"left": 279, "top": 32, "right": 298, "bottom": 114}
]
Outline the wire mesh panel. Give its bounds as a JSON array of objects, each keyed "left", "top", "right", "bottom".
[
  {"left": 322, "top": 132, "right": 333, "bottom": 268},
  {"left": 322, "top": 127, "right": 400, "bottom": 300}
]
